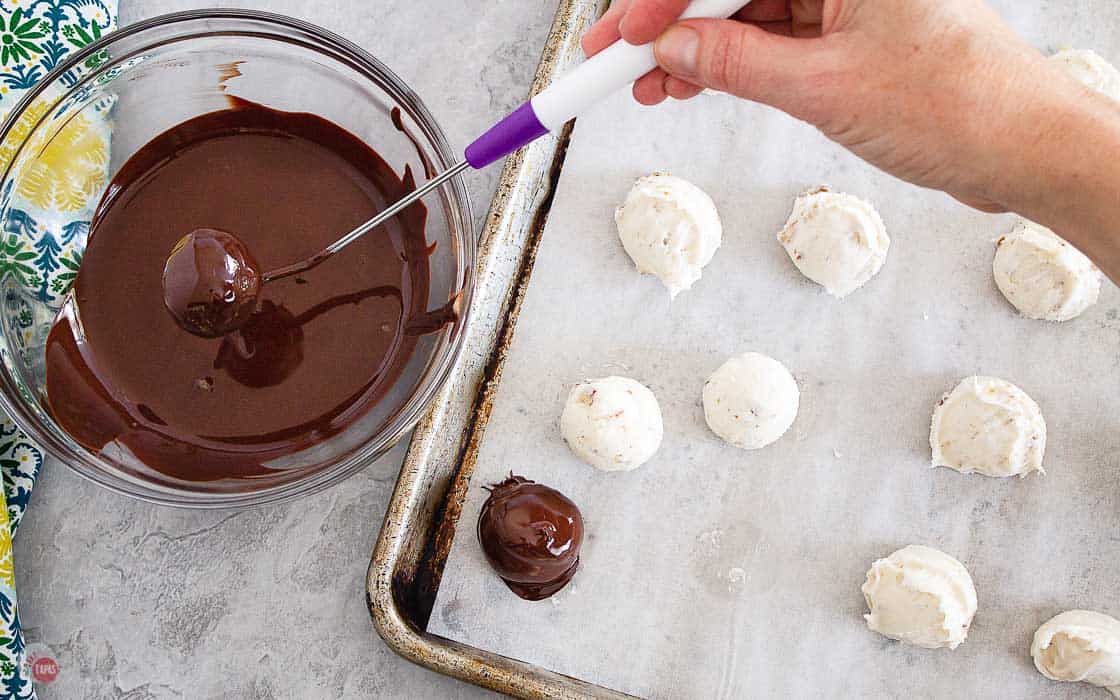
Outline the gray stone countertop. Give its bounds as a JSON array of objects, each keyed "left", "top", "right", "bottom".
[{"left": 15, "top": 1, "right": 558, "bottom": 697}]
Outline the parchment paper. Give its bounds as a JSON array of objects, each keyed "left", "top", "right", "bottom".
[{"left": 430, "top": 3, "right": 1120, "bottom": 697}]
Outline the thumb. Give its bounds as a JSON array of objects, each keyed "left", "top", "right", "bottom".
[{"left": 654, "top": 19, "right": 825, "bottom": 119}]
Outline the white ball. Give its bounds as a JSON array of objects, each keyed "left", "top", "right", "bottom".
[
  {"left": 614, "top": 173, "right": 722, "bottom": 298},
  {"left": 1032, "top": 610, "right": 1120, "bottom": 695},
  {"left": 993, "top": 220, "right": 1101, "bottom": 322},
  {"left": 862, "top": 545, "right": 977, "bottom": 650},
  {"left": 930, "top": 376, "right": 1046, "bottom": 478},
  {"left": 777, "top": 186, "right": 890, "bottom": 298},
  {"left": 1049, "top": 49, "right": 1120, "bottom": 101},
  {"left": 702, "top": 352, "right": 799, "bottom": 450},
  {"left": 560, "top": 376, "right": 663, "bottom": 471}
]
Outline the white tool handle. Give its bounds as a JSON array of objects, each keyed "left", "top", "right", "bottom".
[
  {"left": 531, "top": 0, "right": 749, "bottom": 130},
  {"left": 464, "top": 0, "right": 750, "bottom": 168}
]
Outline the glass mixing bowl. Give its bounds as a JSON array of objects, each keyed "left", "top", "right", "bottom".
[{"left": 0, "top": 10, "right": 474, "bottom": 507}]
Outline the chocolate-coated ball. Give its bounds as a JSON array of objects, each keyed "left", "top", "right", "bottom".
[
  {"left": 477, "top": 475, "right": 583, "bottom": 601},
  {"left": 162, "top": 228, "right": 262, "bottom": 337}
]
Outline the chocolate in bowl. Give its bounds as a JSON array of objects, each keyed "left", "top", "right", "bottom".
[
  {"left": 45, "top": 100, "right": 436, "bottom": 483},
  {"left": 0, "top": 11, "right": 473, "bottom": 507}
]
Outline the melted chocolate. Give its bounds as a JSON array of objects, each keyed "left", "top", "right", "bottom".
[
  {"left": 390, "top": 107, "right": 438, "bottom": 180},
  {"left": 44, "top": 101, "right": 433, "bottom": 482},
  {"left": 477, "top": 475, "right": 584, "bottom": 601}
]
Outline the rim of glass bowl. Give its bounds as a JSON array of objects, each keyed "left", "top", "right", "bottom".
[{"left": 0, "top": 9, "right": 475, "bottom": 509}]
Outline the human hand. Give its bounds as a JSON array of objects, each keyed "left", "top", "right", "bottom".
[
  {"left": 581, "top": 1, "right": 1119, "bottom": 220},
  {"left": 582, "top": 0, "right": 828, "bottom": 105}
]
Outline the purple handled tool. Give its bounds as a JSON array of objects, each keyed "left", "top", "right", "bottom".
[{"left": 325, "top": 0, "right": 748, "bottom": 257}]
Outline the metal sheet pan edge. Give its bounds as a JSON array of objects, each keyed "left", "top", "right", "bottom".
[{"left": 365, "top": 1, "right": 637, "bottom": 698}]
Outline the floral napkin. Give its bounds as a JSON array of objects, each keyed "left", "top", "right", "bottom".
[{"left": 0, "top": 1, "right": 118, "bottom": 697}]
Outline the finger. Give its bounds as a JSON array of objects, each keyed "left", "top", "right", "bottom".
[
  {"left": 790, "top": 0, "right": 824, "bottom": 37},
  {"left": 736, "top": 0, "right": 791, "bottom": 22},
  {"left": 753, "top": 20, "right": 794, "bottom": 37},
  {"left": 789, "top": 0, "right": 824, "bottom": 24},
  {"left": 791, "top": 19, "right": 822, "bottom": 38},
  {"left": 951, "top": 193, "right": 1007, "bottom": 214},
  {"left": 582, "top": 0, "right": 631, "bottom": 57},
  {"left": 619, "top": 0, "right": 690, "bottom": 45},
  {"left": 654, "top": 18, "right": 826, "bottom": 117},
  {"left": 664, "top": 76, "right": 705, "bottom": 100},
  {"left": 633, "top": 69, "right": 671, "bottom": 105}
]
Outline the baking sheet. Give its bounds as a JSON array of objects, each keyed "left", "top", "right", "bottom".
[{"left": 429, "top": 3, "right": 1120, "bottom": 697}]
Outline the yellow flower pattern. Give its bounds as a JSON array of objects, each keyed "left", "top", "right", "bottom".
[
  {"left": 0, "top": 0, "right": 120, "bottom": 696},
  {"left": 0, "top": 498, "right": 13, "bottom": 591},
  {"left": 0, "top": 97, "right": 49, "bottom": 173},
  {"left": 16, "top": 111, "right": 109, "bottom": 212}
]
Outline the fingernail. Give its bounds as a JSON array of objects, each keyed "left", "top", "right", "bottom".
[{"left": 655, "top": 26, "right": 700, "bottom": 77}]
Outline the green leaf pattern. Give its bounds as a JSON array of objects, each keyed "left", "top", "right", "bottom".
[
  {"left": 0, "top": 234, "right": 38, "bottom": 291},
  {"left": 0, "top": 9, "right": 46, "bottom": 68}
]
